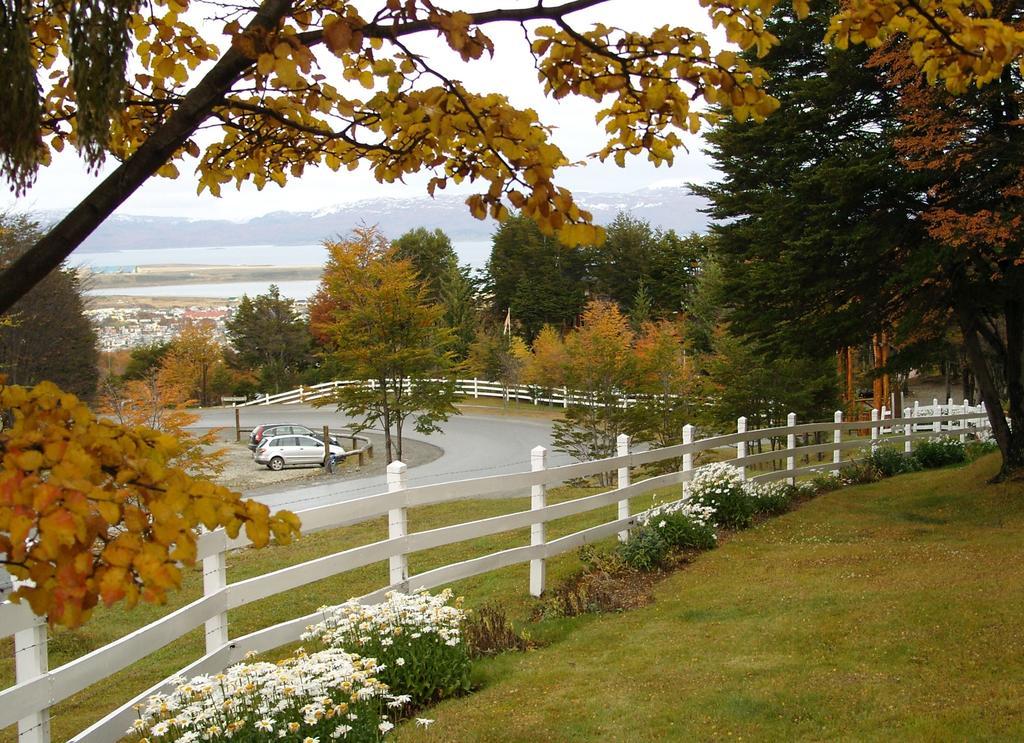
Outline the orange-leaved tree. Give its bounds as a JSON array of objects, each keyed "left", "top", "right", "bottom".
[
  {"left": 158, "top": 320, "right": 226, "bottom": 408},
  {"left": 552, "top": 299, "right": 634, "bottom": 474},
  {"left": 0, "top": 380, "right": 300, "bottom": 627},
  {"left": 99, "top": 372, "right": 228, "bottom": 477},
  {"left": 4, "top": 0, "right": 1022, "bottom": 312},
  {"left": 310, "top": 226, "right": 460, "bottom": 463},
  {"left": 524, "top": 324, "right": 569, "bottom": 398}
]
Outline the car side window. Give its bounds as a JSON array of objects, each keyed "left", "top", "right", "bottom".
[
  {"left": 275, "top": 437, "right": 297, "bottom": 447},
  {"left": 298, "top": 436, "right": 322, "bottom": 447}
]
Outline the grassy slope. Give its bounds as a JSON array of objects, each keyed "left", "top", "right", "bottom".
[{"left": 396, "top": 454, "right": 1024, "bottom": 741}]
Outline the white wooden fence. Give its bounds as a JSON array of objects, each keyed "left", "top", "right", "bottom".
[
  {"left": 0, "top": 403, "right": 990, "bottom": 742},
  {"left": 236, "top": 378, "right": 635, "bottom": 408}
]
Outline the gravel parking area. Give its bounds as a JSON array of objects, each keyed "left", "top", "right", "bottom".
[{"left": 203, "top": 430, "right": 444, "bottom": 495}]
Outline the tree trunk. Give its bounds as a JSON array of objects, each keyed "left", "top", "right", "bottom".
[
  {"left": 957, "top": 304, "right": 1024, "bottom": 479},
  {"left": 381, "top": 392, "right": 393, "bottom": 464},
  {"left": 0, "top": 0, "right": 293, "bottom": 314}
]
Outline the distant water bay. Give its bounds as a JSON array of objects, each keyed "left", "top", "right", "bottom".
[
  {"left": 85, "top": 279, "right": 321, "bottom": 300},
  {"left": 72, "top": 240, "right": 492, "bottom": 271}
]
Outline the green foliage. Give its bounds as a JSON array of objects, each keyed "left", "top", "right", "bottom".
[
  {"left": 585, "top": 212, "right": 705, "bottom": 319},
  {"left": 617, "top": 526, "right": 670, "bottom": 572},
  {"left": 693, "top": 3, "right": 920, "bottom": 361},
  {"left": 966, "top": 439, "right": 1000, "bottom": 461},
  {"left": 393, "top": 227, "right": 459, "bottom": 301},
  {"left": 809, "top": 470, "right": 843, "bottom": 493},
  {"left": 913, "top": 437, "right": 967, "bottom": 469},
  {"left": 703, "top": 325, "right": 838, "bottom": 432},
  {"left": 838, "top": 458, "right": 882, "bottom": 485},
  {"left": 122, "top": 342, "right": 170, "bottom": 381},
  {"left": 0, "top": 214, "right": 98, "bottom": 399},
  {"left": 438, "top": 258, "right": 478, "bottom": 360},
  {"left": 485, "top": 213, "right": 587, "bottom": 342},
  {"left": 467, "top": 326, "right": 528, "bottom": 394},
  {"left": 225, "top": 284, "right": 310, "bottom": 392},
  {"left": 654, "top": 510, "right": 718, "bottom": 551},
  {"left": 867, "top": 446, "right": 921, "bottom": 477}
]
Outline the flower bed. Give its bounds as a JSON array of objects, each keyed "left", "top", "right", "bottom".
[
  {"left": 126, "top": 648, "right": 389, "bottom": 742},
  {"left": 127, "top": 590, "right": 468, "bottom": 742},
  {"left": 302, "top": 589, "right": 471, "bottom": 708}
]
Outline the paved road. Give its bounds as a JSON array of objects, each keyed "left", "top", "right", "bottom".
[{"left": 191, "top": 404, "right": 574, "bottom": 512}]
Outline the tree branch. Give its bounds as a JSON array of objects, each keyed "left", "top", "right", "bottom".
[{"left": 0, "top": 0, "right": 295, "bottom": 314}]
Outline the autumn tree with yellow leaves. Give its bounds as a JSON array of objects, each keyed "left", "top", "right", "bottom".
[
  {"left": 0, "top": 381, "right": 300, "bottom": 627},
  {"left": 5, "top": 0, "right": 1022, "bottom": 312}
]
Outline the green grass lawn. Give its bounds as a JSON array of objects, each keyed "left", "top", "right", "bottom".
[{"left": 393, "top": 454, "right": 1024, "bottom": 741}]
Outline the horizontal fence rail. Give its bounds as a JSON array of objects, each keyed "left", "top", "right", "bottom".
[
  {"left": 236, "top": 378, "right": 641, "bottom": 409},
  {"left": 0, "top": 402, "right": 992, "bottom": 742}
]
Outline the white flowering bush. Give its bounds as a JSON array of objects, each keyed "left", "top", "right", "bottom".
[
  {"left": 302, "top": 589, "right": 470, "bottom": 707},
  {"left": 687, "top": 462, "right": 756, "bottom": 529},
  {"left": 126, "top": 648, "right": 391, "bottom": 742},
  {"left": 912, "top": 436, "right": 967, "bottom": 468},
  {"left": 745, "top": 480, "right": 797, "bottom": 516},
  {"left": 620, "top": 498, "right": 718, "bottom": 571}
]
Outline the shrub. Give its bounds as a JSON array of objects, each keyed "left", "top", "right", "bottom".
[
  {"left": 618, "top": 525, "right": 670, "bottom": 571},
  {"left": 966, "top": 439, "right": 999, "bottom": 461},
  {"left": 127, "top": 648, "right": 391, "bottom": 741},
  {"left": 656, "top": 509, "right": 719, "bottom": 550},
  {"left": 913, "top": 437, "right": 967, "bottom": 469},
  {"left": 808, "top": 471, "right": 842, "bottom": 493},
  {"left": 867, "top": 445, "right": 921, "bottom": 477},
  {"left": 303, "top": 589, "right": 471, "bottom": 708},
  {"left": 464, "top": 604, "right": 531, "bottom": 657},
  {"left": 838, "top": 458, "right": 882, "bottom": 485},
  {"left": 541, "top": 551, "right": 657, "bottom": 617},
  {"left": 688, "top": 462, "right": 756, "bottom": 529},
  {"left": 747, "top": 480, "right": 797, "bottom": 515}
]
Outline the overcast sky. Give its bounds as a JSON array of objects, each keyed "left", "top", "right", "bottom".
[{"left": 3, "top": 1, "right": 723, "bottom": 221}]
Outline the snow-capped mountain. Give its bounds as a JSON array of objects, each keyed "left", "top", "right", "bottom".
[{"left": 47, "top": 185, "right": 710, "bottom": 252}]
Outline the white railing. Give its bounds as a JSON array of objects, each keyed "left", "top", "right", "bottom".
[
  {"left": 236, "top": 378, "right": 638, "bottom": 408},
  {"left": 0, "top": 404, "right": 991, "bottom": 742}
]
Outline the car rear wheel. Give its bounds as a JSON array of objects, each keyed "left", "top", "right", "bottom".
[{"left": 268, "top": 456, "right": 285, "bottom": 471}]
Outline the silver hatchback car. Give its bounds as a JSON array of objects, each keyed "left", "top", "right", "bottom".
[{"left": 255, "top": 434, "right": 346, "bottom": 470}]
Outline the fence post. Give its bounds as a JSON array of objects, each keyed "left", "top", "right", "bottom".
[
  {"left": 736, "top": 416, "right": 747, "bottom": 480},
  {"left": 473, "top": 378, "right": 479, "bottom": 398},
  {"left": 881, "top": 405, "right": 888, "bottom": 435},
  {"left": 833, "top": 410, "right": 842, "bottom": 466},
  {"left": 616, "top": 434, "right": 631, "bottom": 542},
  {"left": 15, "top": 614, "right": 49, "bottom": 743},
  {"left": 870, "top": 408, "right": 879, "bottom": 452},
  {"left": 203, "top": 550, "right": 229, "bottom": 653},
  {"left": 932, "top": 398, "right": 942, "bottom": 436},
  {"left": 299, "top": 385, "right": 305, "bottom": 403},
  {"left": 562, "top": 386, "right": 569, "bottom": 408},
  {"left": 387, "top": 461, "right": 409, "bottom": 589},
  {"left": 530, "top": 446, "right": 547, "bottom": 597},
  {"left": 786, "top": 413, "right": 796, "bottom": 485},
  {"left": 264, "top": 392, "right": 270, "bottom": 404},
  {"left": 913, "top": 399, "right": 920, "bottom": 433},
  {"left": 682, "top": 423, "right": 695, "bottom": 491},
  {"left": 904, "top": 407, "right": 913, "bottom": 454},
  {"left": 234, "top": 407, "right": 241, "bottom": 442},
  {"left": 961, "top": 398, "right": 969, "bottom": 443}
]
